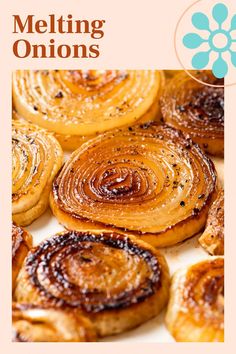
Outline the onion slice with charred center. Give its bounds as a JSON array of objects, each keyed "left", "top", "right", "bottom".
[
  {"left": 14, "top": 231, "right": 170, "bottom": 337},
  {"left": 12, "top": 120, "right": 63, "bottom": 226},
  {"left": 12, "top": 70, "right": 164, "bottom": 150},
  {"left": 160, "top": 71, "right": 224, "bottom": 156},
  {"left": 50, "top": 124, "right": 217, "bottom": 247},
  {"left": 165, "top": 257, "right": 224, "bottom": 342}
]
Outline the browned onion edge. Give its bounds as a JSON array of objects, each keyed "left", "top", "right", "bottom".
[
  {"left": 160, "top": 72, "right": 224, "bottom": 140},
  {"left": 23, "top": 231, "right": 162, "bottom": 312},
  {"left": 12, "top": 223, "right": 31, "bottom": 261},
  {"left": 183, "top": 258, "right": 224, "bottom": 327},
  {"left": 51, "top": 124, "right": 217, "bottom": 237}
]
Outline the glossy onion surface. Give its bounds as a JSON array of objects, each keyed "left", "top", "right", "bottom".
[
  {"left": 13, "top": 70, "right": 164, "bottom": 150},
  {"left": 166, "top": 257, "right": 224, "bottom": 342},
  {"left": 50, "top": 124, "right": 217, "bottom": 247},
  {"left": 14, "top": 231, "right": 170, "bottom": 336},
  {"left": 199, "top": 189, "right": 224, "bottom": 255},
  {"left": 12, "top": 120, "right": 63, "bottom": 225},
  {"left": 12, "top": 303, "right": 97, "bottom": 342},
  {"left": 161, "top": 71, "right": 224, "bottom": 156},
  {"left": 12, "top": 223, "right": 32, "bottom": 290}
]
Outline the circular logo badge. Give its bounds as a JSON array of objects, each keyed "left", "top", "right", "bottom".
[{"left": 174, "top": 0, "right": 236, "bottom": 87}]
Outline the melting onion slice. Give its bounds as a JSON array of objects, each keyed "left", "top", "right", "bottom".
[
  {"left": 13, "top": 70, "right": 164, "bottom": 150},
  {"left": 14, "top": 231, "right": 170, "bottom": 337},
  {"left": 50, "top": 124, "right": 217, "bottom": 247},
  {"left": 12, "top": 223, "right": 32, "bottom": 291},
  {"left": 166, "top": 257, "right": 224, "bottom": 342},
  {"left": 12, "top": 120, "right": 63, "bottom": 226},
  {"left": 199, "top": 189, "right": 224, "bottom": 255},
  {"left": 12, "top": 303, "right": 97, "bottom": 342},
  {"left": 160, "top": 71, "right": 224, "bottom": 156}
]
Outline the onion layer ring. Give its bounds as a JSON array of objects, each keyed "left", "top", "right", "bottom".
[
  {"left": 13, "top": 70, "right": 164, "bottom": 150},
  {"left": 12, "top": 303, "right": 97, "bottom": 342},
  {"left": 199, "top": 189, "right": 224, "bottom": 255},
  {"left": 12, "top": 120, "right": 63, "bottom": 226},
  {"left": 160, "top": 71, "right": 224, "bottom": 156},
  {"left": 50, "top": 123, "right": 217, "bottom": 247},
  {"left": 165, "top": 257, "right": 224, "bottom": 342},
  {"left": 14, "top": 231, "right": 170, "bottom": 337},
  {"left": 12, "top": 223, "right": 32, "bottom": 290}
]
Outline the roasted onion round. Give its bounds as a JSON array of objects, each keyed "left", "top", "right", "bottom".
[
  {"left": 12, "top": 303, "right": 97, "bottom": 342},
  {"left": 160, "top": 71, "right": 224, "bottom": 156},
  {"left": 14, "top": 231, "right": 170, "bottom": 337},
  {"left": 199, "top": 189, "right": 224, "bottom": 255},
  {"left": 50, "top": 124, "right": 217, "bottom": 247},
  {"left": 13, "top": 70, "right": 164, "bottom": 150},
  {"left": 12, "top": 120, "right": 63, "bottom": 226},
  {"left": 165, "top": 257, "right": 224, "bottom": 342},
  {"left": 12, "top": 223, "right": 32, "bottom": 290}
]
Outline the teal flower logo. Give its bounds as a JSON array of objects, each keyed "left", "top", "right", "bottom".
[{"left": 183, "top": 3, "right": 236, "bottom": 78}]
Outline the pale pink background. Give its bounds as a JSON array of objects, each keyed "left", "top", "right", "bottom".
[{"left": 0, "top": 0, "right": 235, "bottom": 352}]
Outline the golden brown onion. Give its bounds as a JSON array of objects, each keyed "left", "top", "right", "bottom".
[
  {"left": 160, "top": 71, "right": 224, "bottom": 156},
  {"left": 166, "top": 257, "right": 224, "bottom": 342},
  {"left": 164, "top": 70, "right": 181, "bottom": 79},
  {"left": 12, "top": 303, "right": 97, "bottom": 342},
  {"left": 50, "top": 124, "right": 217, "bottom": 247},
  {"left": 199, "top": 189, "right": 224, "bottom": 255},
  {"left": 12, "top": 120, "right": 63, "bottom": 226},
  {"left": 12, "top": 223, "right": 32, "bottom": 290},
  {"left": 14, "top": 231, "right": 170, "bottom": 337},
  {"left": 13, "top": 70, "right": 164, "bottom": 150}
]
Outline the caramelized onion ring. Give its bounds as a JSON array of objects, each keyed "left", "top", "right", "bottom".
[
  {"left": 12, "top": 303, "right": 97, "bottom": 342},
  {"left": 166, "top": 257, "right": 224, "bottom": 342},
  {"left": 13, "top": 70, "right": 164, "bottom": 150},
  {"left": 160, "top": 71, "right": 224, "bottom": 156},
  {"left": 14, "top": 231, "right": 170, "bottom": 337},
  {"left": 13, "top": 101, "right": 160, "bottom": 151},
  {"left": 12, "top": 120, "right": 63, "bottom": 226},
  {"left": 199, "top": 189, "right": 224, "bottom": 255},
  {"left": 12, "top": 223, "right": 32, "bottom": 290},
  {"left": 50, "top": 124, "right": 217, "bottom": 247}
]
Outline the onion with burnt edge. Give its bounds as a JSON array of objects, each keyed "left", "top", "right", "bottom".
[
  {"left": 165, "top": 257, "right": 224, "bottom": 342},
  {"left": 160, "top": 71, "right": 224, "bottom": 156},
  {"left": 14, "top": 231, "right": 170, "bottom": 337}
]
